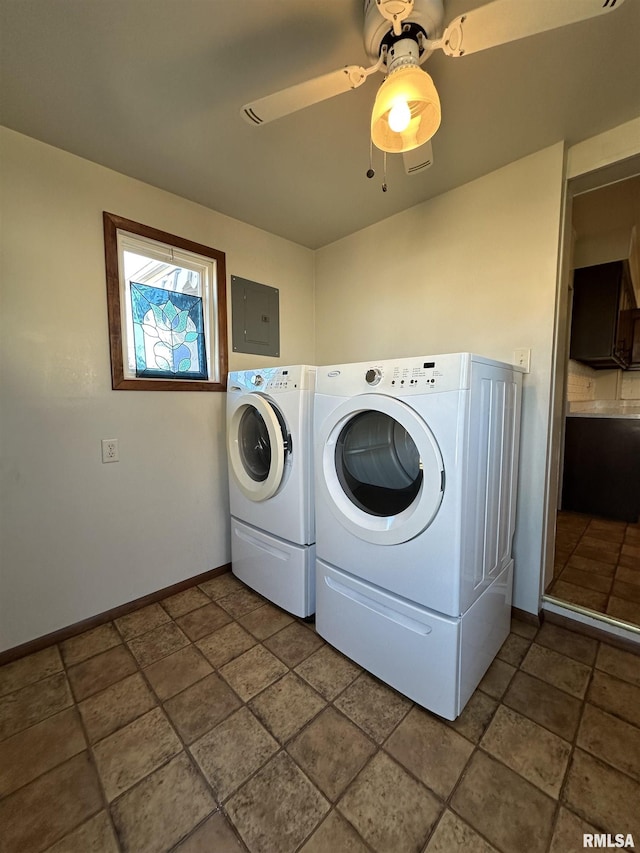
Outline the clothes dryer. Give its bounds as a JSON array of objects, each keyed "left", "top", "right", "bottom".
[
  {"left": 227, "top": 364, "right": 316, "bottom": 617},
  {"left": 314, "top": 353, "right": 522, "bottom": 718}
]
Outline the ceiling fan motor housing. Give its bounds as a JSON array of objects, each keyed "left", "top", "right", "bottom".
[{"left": 364, "top": 0, "right": 444, "bottom": 63}]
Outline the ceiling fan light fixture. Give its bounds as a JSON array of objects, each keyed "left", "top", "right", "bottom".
[{"left": 371, "top": 64, "right": 441, "bottom": 153}]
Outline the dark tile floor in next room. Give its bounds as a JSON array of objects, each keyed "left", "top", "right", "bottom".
[
  {"left": 548, "top": 511, "right": 640, "bottom": 629},
  {"left": 1, "top": 571, "right": 639, "bottom": 853}
]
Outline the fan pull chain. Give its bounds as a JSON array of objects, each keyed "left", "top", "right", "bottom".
[
  {"left": 382, "top": 152, "right": 388, "bottom": 192},
  {"left": 366, "top": 137, "right": 375, "bottom": 179}
]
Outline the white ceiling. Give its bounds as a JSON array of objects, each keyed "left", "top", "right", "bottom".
[{"left": 1, "top": 0, "right": 639, "bottom": 249}]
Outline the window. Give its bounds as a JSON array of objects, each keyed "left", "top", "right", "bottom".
[{"left": 103, "top": 212, "right": 228, "bottom": 390}]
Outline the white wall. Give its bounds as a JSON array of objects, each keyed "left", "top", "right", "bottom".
[
  {"left": 0, "top": 128, "right": 315, "bottom": 651},
  {"left": 315, "top": 144, "right": 566, "bottom": 615}
]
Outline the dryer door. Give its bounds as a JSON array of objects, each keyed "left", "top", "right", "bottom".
[
  {"left": 318, "top": 394, "right": 444, "bottom": 545},
  {"left": 228, "top": 394, "right": 289, "bottom": 501}
]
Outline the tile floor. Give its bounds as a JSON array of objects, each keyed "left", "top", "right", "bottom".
[
  {"left": 1, "top": 571, "right": 639, "bottom": 853},
  {"left": 548, "top": 511, "right": 640, "bottom": 628}
]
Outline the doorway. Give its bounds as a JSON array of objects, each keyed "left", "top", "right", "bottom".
[{"left": 544, "top": 162, "right": 640, "bottom": 635}]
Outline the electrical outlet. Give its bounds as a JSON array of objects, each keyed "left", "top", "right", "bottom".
[
  {"left": 101, "top": 438, "right": 119, "bottom": 463},
  {"left": 513, "top": 348, "right": 531, "bottom": 373}
]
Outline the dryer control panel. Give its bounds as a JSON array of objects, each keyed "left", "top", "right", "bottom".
[{"left": 317, "top": 353, "right": 514, "bottom": 397}]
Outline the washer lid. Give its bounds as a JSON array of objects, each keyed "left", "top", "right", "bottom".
[
  {"left": 317, "top": 394, "right": 444, "bottom": 545},
  {"left": 228, "top": 393, "right": 289, "bottom": 502}
]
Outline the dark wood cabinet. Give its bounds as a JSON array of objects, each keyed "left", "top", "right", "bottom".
[
  {"left": 629, "top": 309, "right": 640, "bottom": 370},
  {"left": 569, "top": 260, "right": 635, "bottom": 369},
  {"left": 562, "top": 416, "right": 640, "bottom": 523}
]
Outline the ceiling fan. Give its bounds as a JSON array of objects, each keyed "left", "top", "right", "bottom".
[{"left": 241, "top": 0, "right": 627, "bottom": 177}]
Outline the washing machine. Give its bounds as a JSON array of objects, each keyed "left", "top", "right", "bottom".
[
  {"left": 314, "top": 353, "right": 522, "bottom": 718},
  {"left": 227, "top": 364, "right": 316, "bottom": 617}
]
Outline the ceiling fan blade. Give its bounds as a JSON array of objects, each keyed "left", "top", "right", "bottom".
[
  {"left": 242, "top": 66, "right": 372, "bottom": 125},
  {"left": 438, "top": 0, "right": 627, "bottom": 58},
  {"left": 403, "top": 141, "right": 434, "bottom": 175}
]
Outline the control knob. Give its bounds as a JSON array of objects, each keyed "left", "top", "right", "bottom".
[
  {"left": 251, "top": 374, "right": 264, "bottom": 387},
  {"left": 365, "top": 368, "right": 382, "bottom": 386}
]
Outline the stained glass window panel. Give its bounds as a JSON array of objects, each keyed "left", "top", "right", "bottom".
[{"left": 130, "top": 282, "right": 207, "bottom": 380}]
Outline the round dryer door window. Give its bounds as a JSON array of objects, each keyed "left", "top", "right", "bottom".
[
  {"left": 228, "top": 394, "right": 289, "bottom": 501},
  {"left": 318, "top": 394, "right": 444, "bottom": 545}
]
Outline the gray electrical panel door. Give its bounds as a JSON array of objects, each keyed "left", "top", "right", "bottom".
[{"left": 231, "top": 275, "right": 280, "bottom": 357}]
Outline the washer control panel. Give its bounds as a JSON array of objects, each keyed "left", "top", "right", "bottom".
[{"left": 228, "top": 365, "right": 316, "bottom": 393}]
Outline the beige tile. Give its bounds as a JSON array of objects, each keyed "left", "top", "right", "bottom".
[
  {"left": 625, "top": 527, "right": 640, "bottom": 545},
  {"left": 451, "top": 751, "right": 555, "bottom": 853},
  {"left": 480, "top": 705, "right": 571, "bottom": 798},
  {"left": 287, "top": 707, "right": 376, "bottom": 801},
  {"left": 92, "top": 706, "right": 182, "bottom": 801},
  {"left": 263, "top": 620, "right": 324, "bottom": 667},
  {"left": 563, "top": 749, "right": 640, "bottom": 839},
  {"left": 334, "top": 672, "right": 411, "bottom": 744},
  {"left": 0, "top": 671, "right": 73, "bottom": 740},
  {"left": 127, "top": 621, "right": 190, "bottom": 667},
  {"left": 566, "top": 554, "right": 616, "bottom": 577},
  {"left": 196, "top": 622, "right": 256, "bottom": 669},
  {"left": 144, "top": 644, "right": 212, "bottom": 700},
  {"left": 577, "top": 703, "right": 640, "bottom": 782},
  {"left": 615, "top": 565, "right": 640, "bottom": 586},
  {"left": 586, "top": 518, "right": 626, "bottom": 542},
  {"left": 237, "top": 602, "right": 295, "bottom": 640},
  {"left": 0, "top": 752, "right": 103, "bottom": 853},
  {"left": 0, "top": 707, "right": 86, "bottom": 796},
  {"left": 161, "top": 586, "right": 210, "bottom": 618},
  {"left": 164, "top": 672, "right": 242, "bottom": 744},
  {"left": 607, "top": 595, "right": 640, "bottom": 625},
  {"left": 621, "top": 541, "right": 640, "bottom": 561},
  {"left": 44, "top": 811, "right": 119, "bottom": 853},
  {"left": 249, "top": 671, "right": 326, "bottom": 743},
  {"left": 219, "top": 644, "right": 288, "bottom": 702},
  {"left": 612, "top": 577, "right": 640, "bottom": 603},
  {"left": 503, "top": 670, "right": 582, "bottom": 741},
  {"left": 300, "top": 811, "right": 370, "bottom": 853},
  {"left": 618, "top": 550, "right": 640, "bottom": 570},
  {"left": 67, "top": 644, "right": 137, "bottom": 701},
  {"left": 534, "top": 622, "right": 598, "bottom": 666},
  {"left": 338, "top": 751, "right": 441, "bottom": 853},
  {"left": 558, "top": 566, "right": 613, "bottom": 593},
  {"left": 549, "top": 807, "right": 599, "bottom": 853},
  {"left": 477, "top": 657, "right": 516, "bottom": 699},
  {"left": 588, "top": 669, "right": 640, "bottom": 728},
  {"left": 227, "top": 751, "right": 330, "bottom": 853},
  {"left": 576, "top": 536, "right": 619, "bottom": 558},
  {"left": 59, "top": 623, "right": 121, "bottom": 667},
  {"left": 78, "top": 672, "right": 156, "bottom": 744},
  {"left": 549, "top": 580, "right": 609, "bottom": 612},
  {"left": 0, "top": 646, "right": 63, "bottom": 698},
  {"left": 190, "top": 706, "right": 279, "bottom": 801},
  {"left": 521, "top": 643, "right": 591, "bottom": 698},
  {"left": 595, "top": 643, "right": 640, "bottom": 687},
  {"left": 216, "top": 587, "right": 265, "bottom": 618},
  {"left": 496, "top": 632, "right": 531, "bottom": 667},
  {"left": 115, "top": 603, "right": 171, "bottom": 640},
  {"left": 175, "top": 602, "right": 233, "bottom": 642},
  {"left": 386, "top": 706, "right": 473, "bottom": 799},
  {"left": 445, "top": 690, "right": 498, "bottom": 744},
  {"left": 199, "top": 572, "right": 244, "bottom": 600},
  {"left": 294, "top": 644, "right": 361, "bottom": 701},
  {"left": 111, "top": 752, "right": 216, "bottom": 853},
  {"left": 424, "top": 809, "right": 500, "bottom": 853},
  {"left": 174, "top": 812, "right": 246, "bottom": 853}
]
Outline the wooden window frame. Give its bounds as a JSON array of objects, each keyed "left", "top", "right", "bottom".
[{"left": 103, "top": 212, "right": 228, "bottom": 391}]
